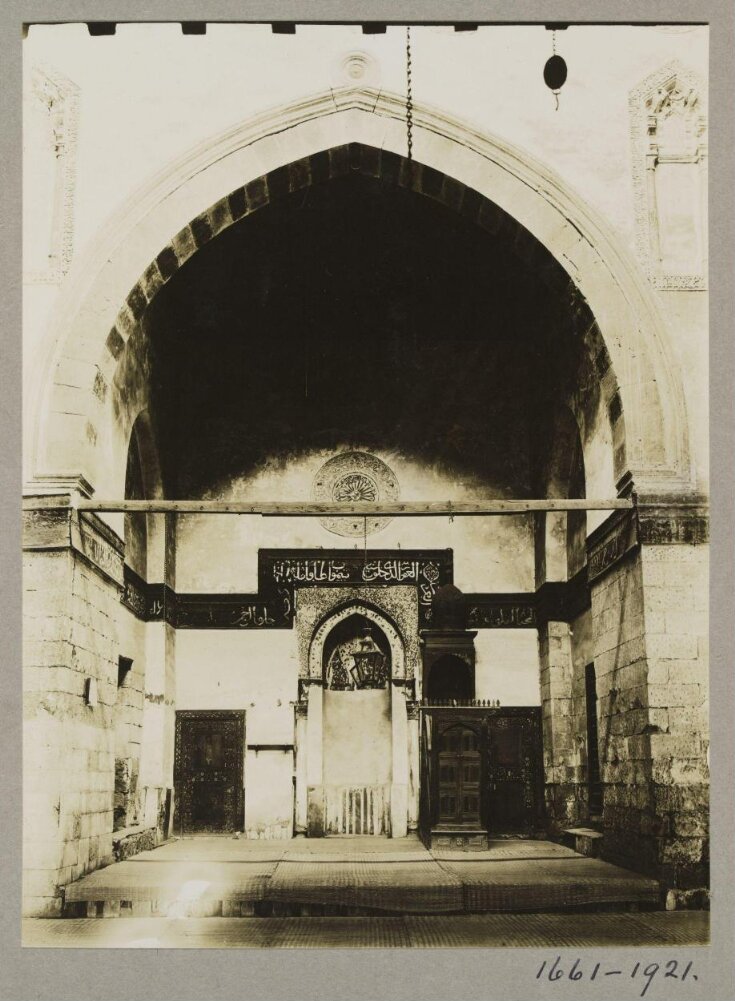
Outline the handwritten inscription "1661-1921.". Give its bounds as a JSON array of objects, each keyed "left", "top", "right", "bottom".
[{"left": 536, "top": 956, "right": 698, "bottom": 998}]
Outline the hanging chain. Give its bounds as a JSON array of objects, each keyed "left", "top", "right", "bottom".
[
  {"left": 551, "top": 29, "right": 560, "bottom": 111},
  {"left": 363, "top": 516, "right": 368, "bottom": 567},
  {"left": 406, "top": 26, "right": 414, "bottom": 165}
]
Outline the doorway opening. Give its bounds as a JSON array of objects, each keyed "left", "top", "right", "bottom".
[
  {"left": 585, "top": 663, "right": 603, "bottom": 818},
  {"left": 426, "top": 655, "right": 474, "bottom": 701}
]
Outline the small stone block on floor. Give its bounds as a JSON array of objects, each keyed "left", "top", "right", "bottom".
[{"left": 562, "top": 828, "right": 604, "bottom": 858}]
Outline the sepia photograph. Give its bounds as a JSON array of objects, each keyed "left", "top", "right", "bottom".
[{"left": 19, "top": 15, "right": 714, "bottom": 957}]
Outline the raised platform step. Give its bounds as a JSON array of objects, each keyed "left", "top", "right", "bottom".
[
  {"left": 62, "top": 837, "right": 660, "bottom": 918},
  {"left": 562, "top": 827, "right": 605, "bottom": 858},
  {"left": 112, "top": 825, "right": 157, "bottom": 862},
  {"left": 429, "top": 828, "right": 489, "bottom": 851},
  {"left": 25, "top": 912, "right": 711, "bottom": 949}
]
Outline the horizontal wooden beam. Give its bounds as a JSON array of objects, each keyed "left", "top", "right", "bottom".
[{"left": 74, "top": 498, "right": 634, "bottom": 516}]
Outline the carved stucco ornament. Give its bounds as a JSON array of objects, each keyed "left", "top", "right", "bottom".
[
  {"left": 25, "top": 65, "right": 80, "bottom": 284},
  {"left": 629, "top": 61, "right": 707, "bottom": 290},
  {"left": 313, "top": 451, "right": 400, "bottom": 537},
  {"left": 332, "top": 51, "right": 381, "bottom": 90}
]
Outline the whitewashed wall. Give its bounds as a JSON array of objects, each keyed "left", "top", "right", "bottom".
[{"left": 175, "top": 451, "right": 535, "bottom": 594}]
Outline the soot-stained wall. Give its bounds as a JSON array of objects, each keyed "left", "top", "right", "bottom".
[
  {"left": 140, "top": 170, "right": 594, "bottom": 503},
  {"left": 175, "top": 453, "right": 536, "bottom": 594}
]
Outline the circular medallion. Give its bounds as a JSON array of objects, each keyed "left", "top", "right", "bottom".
[
  {"left": 333, "top": 51, "right": 381, "bottom": 89},
  {"left": 313, "top": 451, "right": 400, "bottom": 537}
]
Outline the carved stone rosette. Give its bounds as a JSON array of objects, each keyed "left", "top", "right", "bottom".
[{"left": 312, "top": 451, "right": 400, "bottom": 537}]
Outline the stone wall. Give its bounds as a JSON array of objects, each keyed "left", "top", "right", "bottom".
[
  {"left": 22, "top": 24, "right": 707, "bottom": 276},
  {"left": 113, "top": 613, "right": 145, "bottom": 830},
  {"left": 175, "top": 629, "right": 297, "bottom": 838},
  {"left": 590, "top": 538, "right": 709, "bottom": 889},
  {"left": 538, "top": 620, "right": 577, "bottom": 831},
  {"left": 24, "top": 27, "right": 707, "bottom": 508},
  {"left": 23, "top": 536, "right": 121, "bottom": 914},
  {"left": 538, "top": 607, "right": 596, "bottom": 835},
  {"left": 474, "top": 630, "right": 540, "bottom": 706},
  {"left": 638, "top": 543, "right": 709, "bottom": 889},
  {"left": 22, "top": 505, "right": 152, "bottom": 916},
  {"left": 537, "top": 502, "right": 709, "bottom": 896},
  {"left": 591, "top": 549, "right": 651, "bottom": 866},
  {"left": 569, "top": 608, "right": 595, "bottom": 819},
  {"left": 138, "top": 620, "right": 176, "bottom": 836}
]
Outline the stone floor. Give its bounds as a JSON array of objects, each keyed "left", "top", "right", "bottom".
[
  {"left": 58, "top": 835, "right": 662, "bottom": 919},
  {"left": 23, "top": 911, "right": 709, "bottom": 948}
]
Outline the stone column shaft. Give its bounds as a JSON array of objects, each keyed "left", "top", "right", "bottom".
[
  {"left": 390, "top": 683, "right": 409, "bottom": 838},
  {"left": 538, "top": 620, "right": 580, "bottom": 831},
  {"left": 305, "top": 683, "right": 324, "bottom": 836}
]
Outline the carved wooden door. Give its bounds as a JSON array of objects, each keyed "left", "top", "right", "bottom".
[
  {"left": 436, "top": 724, "right": 481, "bottom": 827},
  {"left": 174, "top": 711, "right": 244, "bottom": 834},
  {"left": 487, "top": 717, "right": 530, "bottom": 834}
]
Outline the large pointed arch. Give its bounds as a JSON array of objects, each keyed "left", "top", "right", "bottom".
[{"left": 26, "top": 86, "right": 693, "bottom": 498}]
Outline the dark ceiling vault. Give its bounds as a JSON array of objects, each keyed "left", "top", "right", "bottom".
[{"left": 141, "top": 170, "right": 595, "bottom": 498}]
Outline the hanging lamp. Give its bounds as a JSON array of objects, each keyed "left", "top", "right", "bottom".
[
  {"left": 350, "top": 625, "right": 388, "bottom": 689},
  {"left": 544, "top": 28, "right": 568, "bottom": 110}
]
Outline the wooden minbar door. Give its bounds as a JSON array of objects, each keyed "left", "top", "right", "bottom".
[
  {"left": 437, "top": 723, "right": 481, "bottom": 828},
  {"left": 422, "top": 708, "right": 544, "bottom": 846},
  {"left": 174, "top": 711, "right": 245, "bottom": 834}
]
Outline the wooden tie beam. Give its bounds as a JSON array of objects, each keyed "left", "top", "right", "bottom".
[{"left": 74, "top": 498, "right": 635, "bottom": 516}]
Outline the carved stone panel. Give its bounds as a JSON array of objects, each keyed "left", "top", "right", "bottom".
[
  {"left": 312, "top": 451, "right": 400, "bottom": 537},
  {"left": 24, "top": 66, "right": 79, "bottom": 284},
  {"left": 587, "top": 508, "right": 639, "bottom": 585},
  {"left": 466, "top": 596, "right": 537, "bottom": 629},
  {"left": 629, "top": 61, "right": 707, "bottom": 290},
  {"left": 295, "top": 586, "right": 421, "bottom": 681},
  {"left": 259, "top": 548, "right": 451, "bottom": 627}
]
